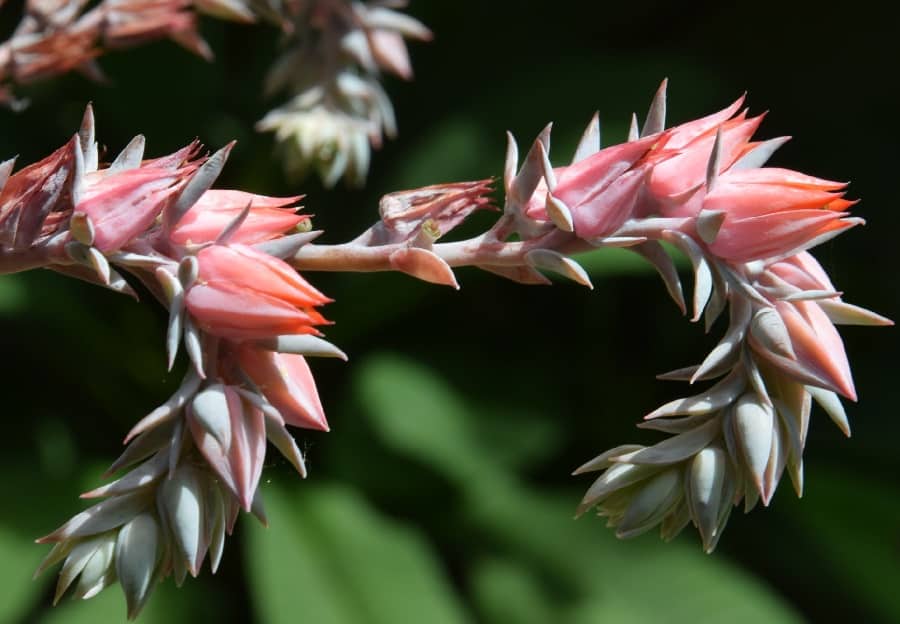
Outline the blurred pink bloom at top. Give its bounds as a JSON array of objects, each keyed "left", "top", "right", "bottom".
[
  {"left": 186, "top": 243, "right": 330, "bottom": 340},
  {"left": 169, "top": 190, "right": 307, "bottom": 246}
]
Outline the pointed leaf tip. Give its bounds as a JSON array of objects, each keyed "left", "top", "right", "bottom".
[
  {"left": 389, "top": 247, "right": 459, "bottom": 289},
  {"left": 545, "top": 194, "right": 574, "bottom": 232},
  {"left": 642, "top": 79, "right": 667, "bottom": 137}
]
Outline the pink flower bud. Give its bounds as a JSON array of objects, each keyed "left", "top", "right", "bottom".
[
  {"left": 524, "top": 136, "right": 657, "bottom": 239},
  {"left": 773, "top": 299, "right": 856, "bottom": 401},
  {"left": 649, "top": 113, "right": 764, "bottom": 206},
  {"left": 703, "top": 168, "right": 856, "bottom": 262},
  {"left": 185, "top": 244, "right": 329, "bottom": 340},
  {"left": 76, "top": 164, "right": 195, "bottom": 251},
  {"left": 169, "top": 190, "right": 307, "bottom": 246},
  {"left": 237, "top": 346, "right": 328, "bottom": 431}
]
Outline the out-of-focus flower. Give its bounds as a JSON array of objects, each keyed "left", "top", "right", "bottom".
[
  {"left": 0, "top": 0, "right": 214, "bottom": 106},
  {"left": 185, "top": 243, "right": 330, "bottom": 340},
  {"left": 258, "top": 1, "right": 431, "bottom": 187},
  {"left": 3, "top": 0, "right": 429, "bottom": 187},
  {"left": 101, "top": 0, "right": 211, "bottom": 59},
  {"left": 257, "top": 101, "right": 375, "bottom": 187}
]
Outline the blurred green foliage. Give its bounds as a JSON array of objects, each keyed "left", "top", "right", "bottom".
[{"left": 1, "top": 1, "right": 897, "bottom": 623}]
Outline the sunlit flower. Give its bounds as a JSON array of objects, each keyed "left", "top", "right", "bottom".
[
  {"left": 185, "top": 243, "right": 330, "bottom": 340},
  {"left": 703, "top": 168, "right": 858, "bottom": 262},
  {"left": 76, "top": 158, "right": 199, "bottom": 251},
  {"left": 169, "top": 190, "right": 306, "bottom": 246},
  {"left": 237, "top": 345, "right": 329, "bottom": 431}
]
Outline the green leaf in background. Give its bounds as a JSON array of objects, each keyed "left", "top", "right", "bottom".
[
  {"left": 0, "top": 525, "right": 44, "bottom": 624},
  {"left": 354, "top": 353, "right": 802, "bottom": 623},
  {"left": 386, "top": 116, "right": 496, "bottom": 190},
  {"left": 244, "top": 482, "right": 469, "bottom": 624},
  {"left": 353, "top": 353, "right": 493, "bottom": 485},
  {"left": 470, "top": 558, "right": 556, "bottom": 624},
  {"left": 38, "top": 574, "right": 211, "bottom": 624},
  {"left": 787, "top": 467, "right": 900, "bottom": 623},
  {"left": 0, "top": 456, "right": 87, "bottom": 624},
  {"left": 0, "top": 275, "right": 28, "bottom": 316},
  {"left": 39, "top": 582, "right": 128, "bottom": 624}
]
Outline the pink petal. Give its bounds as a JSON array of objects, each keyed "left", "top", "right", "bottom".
[
  {"left": 650, "top": 114, "right": 763, "bottom": 201},
  {"left": 555, "top": 134, "right": 657, "bottom": 208},
  {"left": 229, "top": 403, "right": 266, "bottom": 511},
  {"left": 659, "top": 95, "right": 746, "bottom": 150},
  {"left": 710, "top": 211, "right": 853, "bottom": 262},
  {"left": 185, "top": 281, "right": 323, "bottom": 340},
  {"left": 718, "top": 167, "right": 845, "bottom": 190},
  {"left": 703, "top": 183, "right": 841, "bottom": 220},
  {"left": 571, "top": 167, "right": 646, "bottom": 239},
  {"left": 767, "top": 252, "right": 836, "bottom": 293},
  {"left": 776, "top": 300, "right": 856, "bottom": 400},
  {"left": 78, "top": 167, "right": 184, "bottom": 251},
  {"left": 197, "top": 244, "right": 330, "bottom": 307},
  {"left": 237, "top": 347, "right": 328, "bottom": 431}
]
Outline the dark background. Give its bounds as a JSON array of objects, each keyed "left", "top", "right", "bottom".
[{"left": 1, "top": 1, "right": 897, "bottom": 622}]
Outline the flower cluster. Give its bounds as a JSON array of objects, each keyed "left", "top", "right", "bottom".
[
  {"left": 490, "top": 81, "right": 889, "bottom": 550},
  {"left": 4, "top": 107, "right": 342, "bottom": 617},
  {"left": 289, "top": 82, "right": 885, "bottom": 551}
]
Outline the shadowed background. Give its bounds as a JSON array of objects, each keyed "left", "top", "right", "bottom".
[{"left": 1, "top": 1, "right": 897, "bottom": 622}]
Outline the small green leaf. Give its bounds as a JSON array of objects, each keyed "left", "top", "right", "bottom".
[
  {"left": 354, "top": 353, "right": 493, "bottom": 483},
  {"left": 787, "top": 466, "right": 900, "bottom": 622},
  {"left": 471, "top": 558, "right": 555, "bottom": 624},
  {"left": 0, "top": 275, "right": 28, "bottom": 315},
  {"left": 387, "top": 116, "right": 495, "bottom": 190},
  {"left": 245, "top": 482, "right": 469, "bottom": 624},
  {"left": 0, "top": 525, "right": 44, "bottom": 623}
]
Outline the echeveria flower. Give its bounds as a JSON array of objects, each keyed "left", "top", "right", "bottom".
[
  {"left": 186, "top": 244, "right": 329, "bottom": 340},
  {"left": 237, "top": 345, "right": 329, "bottom": 431},
  {"left": 76, "top": 160, "right": 198, "bottom": 252},
  {"left": 169, "top": 190, "right": 307, "bottom": 246}
]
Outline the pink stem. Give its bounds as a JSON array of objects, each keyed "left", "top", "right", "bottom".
[{"left": 291, "top": 230, "right": 596, "bottom": 273}]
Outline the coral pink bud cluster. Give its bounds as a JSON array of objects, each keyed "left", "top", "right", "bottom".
[
  {"left": 522, "top": 88, "right": 857, "bottom": 266},
  {"left": 499, "top": 82, "right": 887, "bottom": 549},
  {"left": 3, "top": 107, "right": 341, "bottom": 617}
]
